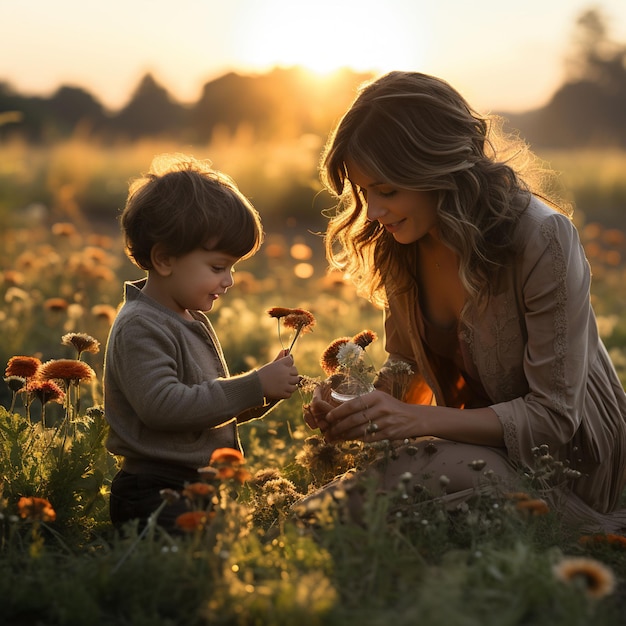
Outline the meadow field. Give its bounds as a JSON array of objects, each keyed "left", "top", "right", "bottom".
[{"left": 2, "top": 137, "right": 626, "bottom": 625}]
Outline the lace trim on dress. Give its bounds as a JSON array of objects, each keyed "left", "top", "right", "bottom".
[
  {"left": 501, "top": 415, "right": 521, "bottom": 461},
  {"left": 541, "top": 221, "right": 569, "bottom": 418}
]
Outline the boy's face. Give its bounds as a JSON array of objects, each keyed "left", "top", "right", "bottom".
[{"left": 163, "top": 248, "right": 239, "bottom": 314}]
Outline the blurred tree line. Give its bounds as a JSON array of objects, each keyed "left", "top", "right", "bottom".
[
  {"left": 502, "top": 8, "right": 626, "bottom": 147},
  {"left": 1, "top": 9, "right": 624, "bottom": 148},
  {"left": 0, "top": 66, "right": 372, "bottom": 144}
]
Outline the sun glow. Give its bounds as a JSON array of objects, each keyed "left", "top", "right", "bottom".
[{"left": 235, "top": 0, "right": 426, "bottom": 77}]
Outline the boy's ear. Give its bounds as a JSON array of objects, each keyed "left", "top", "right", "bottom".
[{"left": 150, "top": 243, "right": 174, "bottom": 276}]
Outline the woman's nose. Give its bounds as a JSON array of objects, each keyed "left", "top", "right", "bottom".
[{"left": 366, "top": 198, "right": 387, "bottom": 222}]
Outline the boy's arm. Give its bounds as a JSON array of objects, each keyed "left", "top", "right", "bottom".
[{"left": 236, "top": 399, "right": 281, "bottom": 424}]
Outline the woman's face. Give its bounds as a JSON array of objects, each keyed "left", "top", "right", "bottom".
[{"left": 345, "top": 159, "right": 439, "bottom": 245}]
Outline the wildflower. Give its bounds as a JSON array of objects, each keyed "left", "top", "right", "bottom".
[
  {"left": 210, "top": 448, "right": 244, "bottom": 466},
  {"left": 91, "top": 304, "right": 118, "bottom": 325},
  {"left": 182, "top": 482, "right": 216, "bottom": 499},
  {"left": 579, "top": 533, "right": 626, "bottom": 549},
  {"left": 515, "top": 498, "right": 550, "bottom": 516},
  {"left": 61, "top": 332, "right": 101, "bottom": 358},
  {"left": 38, "top": 359, "right": 95, "bottom": 386},
  {"left": 468, "top": 459, "right": 487, "bottom": 471},
  {"left": 2, "top": 270, "right": 25, "bottom": 286},
  {"left": 27, "top": 380, "right": 65, "bottom": 406},
  {"left": 505, "top": 491, "right": 531, "bottom": 501},
  {"left": 5, "top": 356, "right": 41, "bottom": 378},
  {"left": 352, "top": 330, "right": 377, "bottom": 350},
  {"left": 553, "top": 557, "right": 615, "bottom": 599},
  {"left": 251, "top": 468, "right": 283, "bottom": 487},
  {"left": 267, "top": 307, "right": 294, "bottom": 319},
  {"left": 44, "top": 297, "right": 69, "bottom": 312},
  {"left": 175, "top": 510, "right": 215, "bottom": 532},
  {"left": 17, "top": 496, "right": 56, "bottom": 522},
  {"left": 267, "top": 306, "right": 315, "bottom": 353},
  {"left": 4, "top": 375, "right": 26, "bottom": 392},
  {"left": 159, "top": 489, "right": 181, "bottom": 505},
  {"left": 51, "top": 222, "right": 78, "bottom": 238},
  {"left": 320, "top": 337, "right": 350, "bottom": 375},
  {"left": 197, "top": 466, "right": 220, "bottom": 481}
]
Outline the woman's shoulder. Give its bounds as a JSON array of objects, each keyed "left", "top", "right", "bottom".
[{"left": 515, "top": 195, "right": 579, "bottom": 248}]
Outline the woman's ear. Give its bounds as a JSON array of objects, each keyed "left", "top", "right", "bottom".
[{"left": 150, "top": 243, "right": 174, "bottom": 276}]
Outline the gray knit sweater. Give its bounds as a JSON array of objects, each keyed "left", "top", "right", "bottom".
[{"left": 104, "top": 279, "right": 266, "bottom": 474}]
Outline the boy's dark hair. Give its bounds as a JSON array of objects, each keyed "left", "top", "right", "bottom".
[{"left": 121, "top": 154, "right": 263, "bottom": 270}]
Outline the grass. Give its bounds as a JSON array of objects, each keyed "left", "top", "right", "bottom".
[{"left": 2, "top": 139, "right": 626, "bottom": 624}]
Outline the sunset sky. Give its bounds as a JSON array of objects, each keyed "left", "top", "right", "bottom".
[{"left": 2, "top": 0, "right": 626, "bottom": 114}]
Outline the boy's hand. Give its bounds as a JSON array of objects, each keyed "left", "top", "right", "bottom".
[{"left": 257, "top": 353, "right": 299, "bottom": 400}]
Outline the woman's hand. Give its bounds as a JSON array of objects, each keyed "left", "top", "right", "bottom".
[
  {"left": 303, "top": 380, "right": 336, "bottom": 434},
  {"left": 323, "top": 389, "right": 418, "bottom": 443}
]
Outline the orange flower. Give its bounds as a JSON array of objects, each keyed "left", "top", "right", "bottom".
[
  {"left": 27, "top": 380, "right": 65, "bottom": 405},
  {"left": 320, "top": 337, "right": 350, "bottom": 375},
  {"left": 352, "top": 330, "right": 377, "bottom": 350},
  {"left": 504, "top": 491, "right": 531, "bottom": 501},
  {"left": 282, "top": 308, "right": 315, "bottom": 332},
  {"left": 44, "top": 298, "right": 69, "bottom": 312},
  {"left": 216, "top": 467, "right": 252, "bottom": 483},
  {"left": 51, "top": 222, "right": 78, "bottom": 237},
  {"left": 579, "top": 533, "right": 626, "bottom": 549},
  {"left": 39, "top": 359, "right": 95, "bottom": 385},
  {"left": 17, "top": 496, "right": 56, "bottom": 522},
  {"left": 182, "top": 482, "right": 216, "bottom": 499},
  {"left": 268, "top": 306, "right": 315, "bottom": 353},
  {"left": 91, "top": 304, "right": 118, "bottom": 325},
  {"left": 210, "top": 448, "right": 244, "bottom": 466},
  {"left": 267, "top": 307, "right": 293, "bottom": 319},
  {"left": 553, "top": 557, "right": 615, "bottom": 599},
  {"left": 5, "top": 356, "right": 41, "bottom": 378},
  {"left": 515, "top": 498, "right": 550, "bottom": 516},
  {"left": 61, "top": 332, "right": 101, "bottom": 357},
  {"left": 175, "top": 510, "right": 214, "bottom": 532}
]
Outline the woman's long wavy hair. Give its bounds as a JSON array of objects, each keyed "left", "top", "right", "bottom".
[{"left": 321, "top": 71, "right": 571, "bottom": 311}]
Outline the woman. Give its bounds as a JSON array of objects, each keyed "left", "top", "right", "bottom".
[{"left": 305, "top": 71, "right": 626, "bottom": 531}]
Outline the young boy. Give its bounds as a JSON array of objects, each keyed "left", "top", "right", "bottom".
[{"left": 103, "top": 154, "right": 299, "bottom": 532}]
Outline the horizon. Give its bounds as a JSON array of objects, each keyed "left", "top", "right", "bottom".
[{"left": 2, "top": 0, "right": 626, "bottom": 115}]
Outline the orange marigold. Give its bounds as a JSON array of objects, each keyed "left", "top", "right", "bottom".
[
  {"left": 27, "top": 380, "right": 65, "bottom": 405},
  {"left": 553, "top": 557, "right": 615, "bottom": 599},
  {"left": 352, "top": 330, "right": 377, "bottom": 350},
  {"left": 39, "top": 359, "right": 95, "bottom": 384},
  {"left": 182, "top": 482, "right": 216, "bottom": 499},
  {"left": 320, "top": 338, "right": 350, "bottom": 375},
  {"left": 5, "top": 356, "right": 41, "bottom": 378},
  {"left": 91, "top": 304, "right": 118, "bottom": 325},
  {"left": 175, "top": 510, "right": 214, "bottom": 532},
  {"left": 515, "top": 498, "right": 550, "bottom": 516},
  {"left": 210, "top": 447, "right": 244, "bottom": 466},
  {"left": 267, "top": 307, "right": 293, "bottom": 319},
  {"left": 282, "top": 308, "right": 315, "bottom": 332},
  {"left": 44, "top": 297, "right": 69, "bottom": 312},
  {"left": 579, "top": 533, "right": 626, "bottom": 549},
  {"left": 17, "top": 496, "right": 56, "bottom": 522}
]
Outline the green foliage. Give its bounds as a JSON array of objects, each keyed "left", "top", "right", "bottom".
[{"left": 1, "top": 144, "right": 626, "bottom": 623}]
